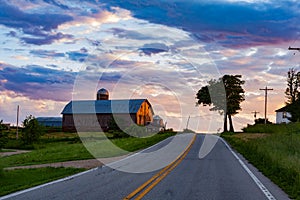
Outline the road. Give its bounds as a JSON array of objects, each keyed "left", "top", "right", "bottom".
[{"left": 1, "top": 134, "right": 290, "bottom": 200}]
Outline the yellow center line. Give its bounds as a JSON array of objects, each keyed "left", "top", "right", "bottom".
[{"left": 123, "top": 134, "right": 197, "bottom": 200}]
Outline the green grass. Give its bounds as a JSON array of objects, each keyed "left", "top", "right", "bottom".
[
  {"left": 222, "top": 129, "right": 300, "bottom": 199},
  {"left": 1, "top": 142, "right": 93, "bottom": 168},
  {"left": 0, "top": 149, "right": 15, "bottom": 153},
  {"left": 0, "top": 131, "right": 176, "bottom": 197},
  {"left": 1, "top": 131, "right": 176, "bottom": 168},
  {"left": 0, "top": 167, "right": 84, "bottom": 197},
  {"left": 242, "top": 122, "right": 300, "bottom": 134}
]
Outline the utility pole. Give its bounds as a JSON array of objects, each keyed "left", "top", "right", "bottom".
[
  {"left": 259, "top": 87, "right": 273, "bottom": 124},
  {"left": 251, "top": 111, "right": 260, "bottom": 120},
  {"left": 16, "top": 105, "right": 19, "bottom": 139},
  {"left": 186, "top": 115, "right": 190, "bottom": 130}
]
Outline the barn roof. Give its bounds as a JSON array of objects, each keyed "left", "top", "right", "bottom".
[
  {"left": 36, "top": 117, "right": 62, "bottom": 122},
  {"left": 61, "top": 99, "right": 151, "bottom": 114}
]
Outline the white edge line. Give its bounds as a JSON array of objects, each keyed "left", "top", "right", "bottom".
[
  {"left": 219, "top": 137, "right": 276, "bottom": 200},
  {"left": 0, "top": 134, "right": 181, "bottom": 199}
]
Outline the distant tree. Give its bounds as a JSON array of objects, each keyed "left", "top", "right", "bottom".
[
  {"left": 285, "top": 68, "right": 300, "bottom": 104},
  {"left": 0, "top": 120, "right": 8, "bottom": 149},
  {"left": 254, "top": 118, "right": 272, "bottom": 125},
  {"left": 196, "top": 75, "right": 245, "bottom": 132},
  {"left": 21, "top": 115, "right": 44, "bottom": 145}
]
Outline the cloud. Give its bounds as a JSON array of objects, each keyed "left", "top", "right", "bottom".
[
  {"left": 101, "top": 0, "right": 300, "bottom": 48},
  {"left": 139, "top": 43, "right": 169, "bottom": 55},
  {"left": 109, "top": 28, "right": 153, "bottom": 40},
  {"left": 67, "top": 49, "right": 89, "bottom": 62},
  {"left": 0, "top": 1, "right": 73, "bottom": 45},
  {"left": 0, "top": 63, "right": 76, "bottom": 101},
  {"left": 21, "top": 32, "right": 74, "bottom": 45},
  {"left": 30, "top": 49, "right": 65, "bottom": 58}
]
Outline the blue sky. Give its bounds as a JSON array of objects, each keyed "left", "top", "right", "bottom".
[{"left": 1, "top": 0, "right": 300, "bottom": 132}]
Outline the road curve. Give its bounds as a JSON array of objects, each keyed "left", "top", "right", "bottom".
[{"left": 1, "top": 134, "right": 290, "bottom": 200}]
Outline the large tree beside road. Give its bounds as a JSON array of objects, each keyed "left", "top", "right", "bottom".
[
  {"left": 196, "top": 75, "right": 245, "bottom": 132},
  {"left": 285, "top": 68, "right": 300, "bottom": 104},
  {"left": 285, "top": 68, "right": 300, "bottom": 122}
]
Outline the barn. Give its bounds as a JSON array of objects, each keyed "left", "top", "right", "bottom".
[{"left": 61, "top": 88, "right": 154, "bottom": 132}]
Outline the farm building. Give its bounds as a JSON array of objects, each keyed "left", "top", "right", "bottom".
[
  {"left": 275, "top": 105, "right": 291, "bottom": 124},
  {"left": 61, "top": 88, "right": 154, "bottom": 132},
  {"left": 146, "top": 115, "right": 165, "bottom": 132},
  {"left": 36, "top": 117, "right": 62, "bottom": 127}
]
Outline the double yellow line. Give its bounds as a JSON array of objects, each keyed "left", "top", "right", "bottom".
[{"left": 123, "top": 134, "right": 197, "bottom": 200}]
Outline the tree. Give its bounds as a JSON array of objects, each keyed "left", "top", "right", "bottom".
[
  {"left": 0, "top": 120, "right": 8, "bottom": 149},
  {"left": 196, "top": 75, "right": 245, "bottom": 132},
  {"left": 286, "top": 101, "right": 300, "bottom": 122},
  {"left": 254, "top": 118, "right": 272, "bottom": 125},
  {"left": 285, "top": 68, "right": 300, "bottom": 104},
  {"left": 21, "top": 115, "right": 43, "bottom": 145},
  {"left": 284, "top": 68, "right": 300, "bottom": 122}
]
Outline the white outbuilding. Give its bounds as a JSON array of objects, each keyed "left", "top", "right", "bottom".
[{"left": 275, "top": 105, "right": 292, "bottom": 124}]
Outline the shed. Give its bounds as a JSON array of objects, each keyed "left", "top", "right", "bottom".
[{"left": 275, "top": 105, "right": 292, "bottom": 124}]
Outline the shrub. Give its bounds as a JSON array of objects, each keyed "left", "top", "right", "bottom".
[
  {"left": 21, "top": 115, "right": 44, "bottom": 145},
  {"left": 124, "top": 124, "right": 151, "bottom": 138},
  {"left": 0, "top": 165, "right": 3, "bottom": 178},
  {"left": 0, "top": 120, "right": 8, "bottom": 149}
]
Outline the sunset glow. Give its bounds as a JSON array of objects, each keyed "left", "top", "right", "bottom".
[{"left": 1, "top": 0, "right": 300, "bottom": 132}]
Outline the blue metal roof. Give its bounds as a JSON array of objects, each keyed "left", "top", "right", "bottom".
[
  {"left": 36, "top": 117, "right": 62, "bottom": 122},
  {"left": 36, "top": 117, "right": 62, "bottom": 127},
  {"left": 61, "top": 99, "right": 149, "bottom": 114}
]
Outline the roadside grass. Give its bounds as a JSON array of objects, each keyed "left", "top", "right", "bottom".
[
  {"left": 0, "top": 167, "right": 84, "bottom": 196},
  {"left": 1, "top": 131, "right": 176, "bottom": 168},
  {"left": 0, "top": 149, "right": 15, "bottom": 153},
  {"left": 222, "top": 129, "right": 300, "bottom": 199},
  {"left": 82, "top": 131, "right": 177, "bottom": 158},
  {"left": 0, "top": 131, "right": 176, "bottom": 197},
  {"left": 1, "top": 142, "right": 93, "bottom": 168},
  {"left": 242, "top": 122, "right": 300, "bottom": 134}
]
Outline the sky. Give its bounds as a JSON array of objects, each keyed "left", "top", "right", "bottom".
[{"left": 1, "top": 0, "right": 300, "bottom": 132}]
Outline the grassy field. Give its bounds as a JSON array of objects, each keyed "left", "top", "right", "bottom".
[
  {"left": 1, "top": 131, "right": 176, "bottom": 168},
  {"left": 0, "top": 131, "right": 176, "bottom": 196},
  {"left": 0, "top": 167, "right": 84, "bottom": 196},
  {"left": 222, "top": 123, "right": 300, "bottom": 200}
]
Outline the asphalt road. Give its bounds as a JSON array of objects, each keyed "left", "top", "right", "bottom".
[{"left": 1, "top": 134, "right": 290, "bottom": 200}]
